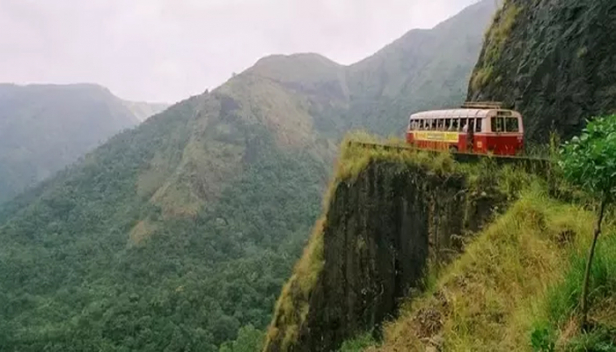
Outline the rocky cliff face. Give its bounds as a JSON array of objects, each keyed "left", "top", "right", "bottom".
[
  {"left": 468, "top": 0, "right": 616, "bottom": 143},
  {"left": 263, "top": 149, "right": 505, "bottom": 352}
]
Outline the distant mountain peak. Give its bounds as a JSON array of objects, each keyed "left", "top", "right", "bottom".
[
  {"left": 254, "top": 52, "right": 341, "bottom": 66},
  {"left": 245, "top": 52, "right": 345, "bottom": 88}
]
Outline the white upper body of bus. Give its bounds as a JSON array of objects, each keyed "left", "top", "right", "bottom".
[{"left": 408, "top": 108, "right": 524, "bottom": 135}]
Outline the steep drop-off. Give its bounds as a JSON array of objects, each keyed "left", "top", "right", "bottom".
[
  {"left": 468, "top": 0, "right": 616, "bottom": 143},
  {"left": 264, "top": 144, "right": 509, "bottom": 352}
]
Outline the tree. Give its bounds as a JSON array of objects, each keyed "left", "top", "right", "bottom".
[
  {"left": 219, "top": 325, "right": 264, "bottom": 352},
  {"left": 559, "top": 115, "right": 616, "bottom": 329}
]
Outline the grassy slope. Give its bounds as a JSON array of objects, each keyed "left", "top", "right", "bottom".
[{"left": 359, "top": 184, "right": 616, "bottom": 351}]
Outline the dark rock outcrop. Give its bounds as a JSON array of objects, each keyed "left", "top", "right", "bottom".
[{"left": 468, "top": 0, "right": 616, "bottom": 143}]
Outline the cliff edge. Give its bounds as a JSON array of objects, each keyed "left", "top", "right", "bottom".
[{"left": 263, "top": 139, "right": 513, "bottom": 352}]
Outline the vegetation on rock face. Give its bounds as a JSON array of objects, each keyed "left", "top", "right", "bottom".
[
  {"left": 470, "top": 2, "right": 521, "bottom": 91},
  {"left": 468, "top": 0, "right": 616, "bottom": 143}
]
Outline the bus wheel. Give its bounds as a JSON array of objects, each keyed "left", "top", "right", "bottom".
[{"left": 449, "top": 146, "right": 458, "bottom": 154}]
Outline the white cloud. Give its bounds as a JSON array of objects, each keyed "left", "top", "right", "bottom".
[{"left": 0, "top": 0, "right": 479, "bottom": 103}]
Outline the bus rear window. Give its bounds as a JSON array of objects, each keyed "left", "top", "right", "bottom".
[{"left": 506, "top": 118, "right": 519, "bottom": 132}]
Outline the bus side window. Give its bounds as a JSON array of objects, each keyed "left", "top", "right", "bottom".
[
  {"left": 475, "top": 118, "right": 482, "bottom": 132},
  {"left": 491, "top": 117, "right": 504, "bottom": 132},
  {"left": 452, "top": 119, "right": 459, "bottom": 131},
  {"left": 460, "top": 118, "right": 468, "bottom": 131},
  {"left": 445, "top": 118, "right": 451, "bottom": 130}
]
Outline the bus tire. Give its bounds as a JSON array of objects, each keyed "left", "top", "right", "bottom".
[{"left": 449, "top": 146, "right": 458, "bottom": 154}]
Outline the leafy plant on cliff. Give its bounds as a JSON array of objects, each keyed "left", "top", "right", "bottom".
[{"left": 559, "top": 115, "right": 616, "bottom": 329}]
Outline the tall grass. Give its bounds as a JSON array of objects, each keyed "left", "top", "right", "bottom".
[{"left": 532, "top": 232, "right": 616, "bottom": 350}]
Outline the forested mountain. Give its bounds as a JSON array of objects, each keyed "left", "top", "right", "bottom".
[
  {"left": 0, "top": 83, "right": 162, "bottom": 204},
  {"left": 0, "top": 1, "right": 497, "bottom": 351}
]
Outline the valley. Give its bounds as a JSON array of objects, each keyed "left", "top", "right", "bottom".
[{"left": 2, "top": 0, "right": 616, "bottom": 351}]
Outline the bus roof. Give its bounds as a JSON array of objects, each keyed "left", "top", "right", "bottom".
[{"left": 410, "top": 109, "right": 494, "bottom": 119}]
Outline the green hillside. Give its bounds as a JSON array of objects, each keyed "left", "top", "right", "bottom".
[
  {"left": 0, "top": 1, "right": 497, "bottom": 351},
  {"left": 0, "top": 83, "right": 146, "bottom": 204},
  {"left": 0, "top": 85, "right": 330, "bottom": 351}
]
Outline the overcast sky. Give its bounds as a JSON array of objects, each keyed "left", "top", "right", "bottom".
[{"left": 0, "top": 0, "right": 479, "bottom": 103}]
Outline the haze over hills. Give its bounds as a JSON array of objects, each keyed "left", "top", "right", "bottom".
[
  {"left": 0, "top": 1, "right": 497, "bottom": 351},
  {"left": 0, "top": 83, "right": 167, "bottom": 204},
  {"left": 122, "top": 100, "right": 171, "bottom": 122}
]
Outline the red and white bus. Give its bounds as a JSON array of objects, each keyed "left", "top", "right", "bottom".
[{"left": 405, "top": 102, "right": 524, "bottom": 156}]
